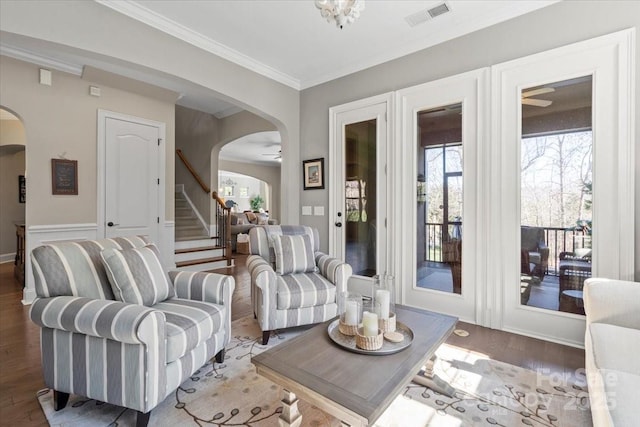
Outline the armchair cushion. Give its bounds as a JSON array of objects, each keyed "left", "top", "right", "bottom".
[
  {"left": 152, "top": 298, "right": 224, "bottom": 363},
  {"left": 273, "top": 234, "right": 316, "bottom": 275},
  {"left": 30, "top": 236, "right": 151, "bottom": 300},
  {"left": 276, "top": 272, "right": 336, "bottom": 310},
  {"left": 101, "top": 244, "right": 175, "bottom": 307}
]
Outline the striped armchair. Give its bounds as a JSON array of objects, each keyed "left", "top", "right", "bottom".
[
  {"left": 247, "top": 225, "right": 352, "bottom": 344},
  {"left": 29, "top": 236, "right": 235, "bottom": 427}
]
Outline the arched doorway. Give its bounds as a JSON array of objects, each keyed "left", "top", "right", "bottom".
[{"left": 0, "top": 107, "right": 27, "bottom": 289}]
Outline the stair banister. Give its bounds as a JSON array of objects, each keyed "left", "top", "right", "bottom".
[
  {"left": 176, "top": 149, "right": 210, "bottom": 193},
  {"left": 212, "top": 191, "right": 233, "bottom": 265}
]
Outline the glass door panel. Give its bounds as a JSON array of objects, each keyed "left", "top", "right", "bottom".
[
  {"left": 519, "top": 76, "right": 593, "bottom": 315},
  {"left": 345, "top": 119, "right": 377, "bottom": 277},
  {"left": 416, "top": 104, "right": 463, "bottom": 294}
]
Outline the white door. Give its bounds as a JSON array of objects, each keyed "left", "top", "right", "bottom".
[
  {"left": 329, "top": 94, "right": 391, "bottom": 295},
  {"left": 100, "top": 113, "right": 163, "bottom": 246},
  {"left": 396, "top": 69, "right": 488, "bottom": 324},
  {"left": 491, "top": 30, "right": 634, "bottom": 346}
]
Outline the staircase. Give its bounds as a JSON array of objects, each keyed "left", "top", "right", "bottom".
[{"left": 175, "top": 190, "right": 231, "bottom": 271}]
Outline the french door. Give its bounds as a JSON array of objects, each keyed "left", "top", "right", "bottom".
[
  {"left": 491, "top": 30, "right": 635, "bottom": 346},
  {"left": 329, "top": 94, "right": 391, "bottom": 295},
  {"left": 396, "top": 69, "right": 487, "bottom": 324}
]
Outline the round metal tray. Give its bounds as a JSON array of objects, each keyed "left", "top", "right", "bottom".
[{"left": 327, "top": 319, "right": 414, "bottom": 355}]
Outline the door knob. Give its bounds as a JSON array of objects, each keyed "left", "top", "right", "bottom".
[
  {"left": 107, "top": 222, "right": 119, "bottom": 227},
  {"left": 335, "top": 222, "right": 342, "bottom": 227}
]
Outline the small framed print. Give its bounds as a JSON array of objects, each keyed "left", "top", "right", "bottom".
[
  {"left": 51, "top": 159, "right": 78, "bottom": 195},
  {"left": 303, "top": 158, "right": 324, "bottom": 190}
]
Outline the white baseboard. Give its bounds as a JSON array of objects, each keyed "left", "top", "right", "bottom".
[{"left": 0, "top": 253, "right": 16, "bottom": 264}]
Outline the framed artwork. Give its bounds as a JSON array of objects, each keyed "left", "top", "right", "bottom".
[
  {"left": 303, "top": 158, "right": 325, "bottom": 190},
  {"left": 239, "top": 187, "right": 249, "bottom": 197},
  {"left": 51, "top": 159, "right": 78, "bottom": 195},
  {"left": 18, "top": 175, "right": 25, "bottom": 203}
]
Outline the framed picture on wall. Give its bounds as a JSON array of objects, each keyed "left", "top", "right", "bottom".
[
  {"left": 18, "top": 175, "right": 25, "bottom": 203},
  {"left": 51, "top": 159, "right": 78, "bottom": 195},
  {"left": 303, "top": 158, "right": 325, "bottom": 190}
]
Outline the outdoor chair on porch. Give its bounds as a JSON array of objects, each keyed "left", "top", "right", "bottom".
[
  {"left": 247, "top": 225, "right": 352, "bottom": 345},
  {"left": 521, "top": 226, "right": 549, "bottom": 280}
]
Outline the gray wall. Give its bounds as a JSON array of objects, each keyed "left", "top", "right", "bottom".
[
  {"left": 175, "top": 105, "right": 219, "bottom": 224},
  {"left": 300, "top": 0, "right": 640, "bottom": 278},
  {"left": 0, "top": 0, "right": 301, "bottom": 225},
  {"left": 0, "top": 56, "right": 176, "bottom": 225}
]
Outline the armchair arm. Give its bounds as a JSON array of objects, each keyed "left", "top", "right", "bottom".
[
  {"left": 247, "top": 255, "right": 278, "bottom": 330},
  {"left": 29, "top": 296, "right": 164, "bottom": 345},
  {"left": 315, "top": 252, "right": 353, "bottom": 295},
  {"left": 168, "top": 270, "right": 235, "bottom": 306},
  {"left": 584, "top": 278, "right": 640, "bottom": 330},
  {"left": 169, "top": 270, "right": 235, "bottom": 348}
]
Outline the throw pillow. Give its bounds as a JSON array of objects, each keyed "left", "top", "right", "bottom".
[
  {"left": 246, "top": 212, "right": 257, "bottom": 224},
  {"left": 101, "top": 244, "right": 175, "bottom": 306},
  {"left": 273, "top": 234, "right": 316, "bottom": 275}
]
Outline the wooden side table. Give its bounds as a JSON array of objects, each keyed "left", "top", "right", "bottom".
[{"left": 14, "top": 224, "right": 25, "bottom": 286}]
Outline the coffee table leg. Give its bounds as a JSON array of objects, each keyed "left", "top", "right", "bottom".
[
  {"left": 278, "top": 389, "right": 302, "bottom": 427},
  {"left": 413, "top": 356, "right": 456, "bottom": 398}
]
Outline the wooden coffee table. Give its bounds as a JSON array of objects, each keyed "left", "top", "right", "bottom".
[{"left": 252, "top": 305, "right": 457, "bottom": 426}]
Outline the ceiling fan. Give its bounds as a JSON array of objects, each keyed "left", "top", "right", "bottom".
[
  {"left": 261, "top": 150, "right": 281, "bottom": 160},
  {"left": 522, "top": 87, "right": 555, "bottom": 107}
]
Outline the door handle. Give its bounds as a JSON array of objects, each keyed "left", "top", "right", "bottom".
[
  {"left": 335, "top": 222, "right": 342, "bottom": 227},
  {"left": 107, "top": 222, "right": 119, "bottom": 227}
]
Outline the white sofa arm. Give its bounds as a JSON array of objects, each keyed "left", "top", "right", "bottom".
[{"left": 584, "top": 278, "right": 640, "bottom": 329}]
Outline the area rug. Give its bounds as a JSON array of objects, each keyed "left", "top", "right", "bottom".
[{"left": 37, "top": 316, "right": 592, "bottom": 426}]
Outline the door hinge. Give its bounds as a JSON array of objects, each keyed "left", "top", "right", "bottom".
[
  {"left": 158, "top": 138, "right": 161, "bottom": 146},
  {"left": 157, "top": 217, "right": 160, "bottom": 224},
  {"left": 157, "top": 178, "right": 160, "bottom": 185}
]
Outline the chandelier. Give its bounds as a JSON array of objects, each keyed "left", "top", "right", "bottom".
[{"left": 315, "top": 0, "right": 365, "bottom": 29}]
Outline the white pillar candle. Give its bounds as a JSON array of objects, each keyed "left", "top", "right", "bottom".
[
  {"left": 345, "top": 300, "right": 358, "bottom": 325},
  {"left": 376, "top": 289, "right": 390, "bottom": 319},
  {"left": 362, "top": 311, "right": 378, "bottom": 336}
]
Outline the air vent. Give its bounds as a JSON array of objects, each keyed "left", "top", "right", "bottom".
[
  {"left": 405, "top": 2, "right": 451, "bottom": 27},
  {"left": 428, "top": 2, "right": 451, "bottom": 19}
]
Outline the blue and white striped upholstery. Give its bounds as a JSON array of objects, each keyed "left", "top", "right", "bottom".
[
  {"left": 29, "top": 236, "right": 235, "bottom": 417},
  {"left": 31, "top": 236, "right": 151, "bottom": 299},
  {"left": 276, "top": 273, "right": 335, "bottom": 309},
  {"left": 153, "top": 298, "right": 224, "bottom": 363},
  {"left": 247, "top": 226, "right": 352, "bottom": 335},
  {"left": 273, "top": 234, "right": 316, "bottom": 275},
  {"left": 101, "top": 244, "right": 175, "bottom": 306}
]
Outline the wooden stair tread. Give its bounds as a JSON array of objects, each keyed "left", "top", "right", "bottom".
[
  {"left": 176, "top": 256, "right": 227, "bottom": 267},
  {"left": 175, "top": 245, "right": 221, "bottom": 254}
]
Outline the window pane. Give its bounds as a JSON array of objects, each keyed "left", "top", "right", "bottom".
[
  {"left": 345, "top": 119, "right": 377, "bottom": 277},
  {"left": 520, "top": 76, "right": 593, "bottom": 315},
  {"left": 416, "top": 103, "right": 463, "bottom": 294}
]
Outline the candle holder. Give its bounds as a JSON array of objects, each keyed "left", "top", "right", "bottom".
[
  {"left": 338, "top": 292, "right": 362, "bottom": 336},
  {"left": 355, "top": 327, "right": 383, "bottom": 351},
  {"left": 373, "top": 274, "right": 396, "bottom": 332}
]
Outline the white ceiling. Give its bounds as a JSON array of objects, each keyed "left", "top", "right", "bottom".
[
  {"left": 99, "top": 0, "right": 557, "bottom": 90},
  {"left": 1, "top": 0, "right": 556, "bottom": 164},
  {"left": 220, "top": 131, "right": 282, "bottom": 166}
]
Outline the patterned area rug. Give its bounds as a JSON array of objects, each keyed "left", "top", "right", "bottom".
[{"left": 37, "top": 316, "right": 592, "bottom": 426}]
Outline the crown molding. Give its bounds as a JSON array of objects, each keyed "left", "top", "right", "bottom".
[
  {"left": 0, "top": 44, "right": 83, "bottom": 76},
  {"left": 96, "top": 0, "right": 301, "bottom": 90}
]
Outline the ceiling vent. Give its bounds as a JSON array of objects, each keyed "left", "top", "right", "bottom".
[{"left": 405, "top": 1, "right": 451, "bottom": 27}]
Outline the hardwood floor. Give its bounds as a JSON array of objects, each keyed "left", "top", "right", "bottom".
[{"left": 0, "top": 254, "right": 585, "bottom": 426}]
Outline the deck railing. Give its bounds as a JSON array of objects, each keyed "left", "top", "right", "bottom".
[{"left": 424, "top": 223, "right": 590, "bottom": 276}]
